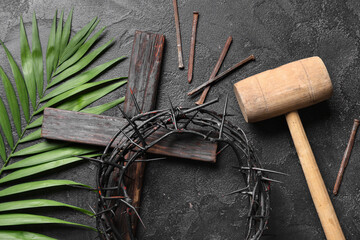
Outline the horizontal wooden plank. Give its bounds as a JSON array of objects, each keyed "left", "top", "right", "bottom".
[{"left": 41, "top": 108, "right": 217, "bottom": 163}]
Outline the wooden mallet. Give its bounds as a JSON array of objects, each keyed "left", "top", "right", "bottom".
[{"left": 233, "top": 56, "right": 345, "bottom": 240}]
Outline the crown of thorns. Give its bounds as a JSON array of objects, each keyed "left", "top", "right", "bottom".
[{"left": 89, "top": 96, "right": 284, "bottom": 240}]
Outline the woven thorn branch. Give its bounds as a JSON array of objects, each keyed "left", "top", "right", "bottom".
[{"left": 87, "top": 95, "right": 285, "bottom": 240}]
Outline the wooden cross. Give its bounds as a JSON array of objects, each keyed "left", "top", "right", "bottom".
[{"left": 41, "top": 31, "right": 217, "bottom": 238}]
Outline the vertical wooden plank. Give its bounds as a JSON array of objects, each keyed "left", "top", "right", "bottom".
[
  {"left": 117, "top": 30, "right": 165, "bottom": 239},
  {"left": 123, "top": 31, "right": 164, "bottom": 117}
]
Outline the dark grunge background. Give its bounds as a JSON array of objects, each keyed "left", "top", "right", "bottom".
[{"left": 1, "top": 0, "right": 360, "bottom": 239}]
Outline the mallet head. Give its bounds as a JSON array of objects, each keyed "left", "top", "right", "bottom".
[{"left": 233, "top": 56, "right": 333, "bottom": 122}]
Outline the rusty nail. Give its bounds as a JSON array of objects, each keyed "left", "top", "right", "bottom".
[
  {"left": 188, "top": 11, "right": 199, "bottom": 83},
  {"left": 172, "top": 0, "right": 184, "bottom": 69},
  {"left": 333, "top": 119, "right": 360, "bottom": 195},
  {"left": 188, "top": 54, "right": 255, "bottom": 96},
  {"left": 195, "top": 36, "right": 232, "bottom": 105}
]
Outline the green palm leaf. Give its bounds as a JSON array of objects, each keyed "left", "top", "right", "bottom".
[
  {"left": 0, "top": 40, "right": 30, "bottom": 122},
  {"left": 53, "top": 10, "right": 63, "bottom": 70},
  {"left": 0, "top": 180, "right": 91, "bottom": 197},
  {"left": 25, "top": 116, "right": 43, "bottom": 129},
  {"left": 11, "top": 141, "right": 67, "bottom": 157},
  {"left": 32, "top": 12, "right": 44, "bottom": 97},
  {"left": 71, "top": 20, "right": 99, "bottom": 58},
  {"left": 59, "top": 17, "right": 98, "bottom": 64},
  {"left": 0, "top": 66, "right": 21, "bottom": 136},
  {"left": 0, "top": 97, "right": 13, "bottom": 148},
  {"left": 57, "top": 79, "right": 127, "bottom": 112},
  {"left": 0, "top": 213, "right": 96, "bottom": 230},
  {"left": 36, "top": 77, "right": 126, "bottom": 114},
  {"left": 42, "top": 56, "right": 125, "bottom": 102},
  {"left": 0, "top": 9, "right": 127, "bottom": 238},
  {"left": 23, "top": 80, "right": 126, "bottom": 131},
  {"left": 0, "top": 135, "right": 5, "bottom": 162},
  {"left": 54, "top": 26, "right": 106, "bottom": 77},
  {"left": 20, "top": 16, "right": 37, "bottom": 108},
  {"left": 50, "top": 34, "right": 112, "bottom": 87},
  {"left": 4, "top": 146, "right": 97, "bottom": 170},
  {"left": 81, "top": 97, "right": 125, "bottom": 114},
  {"left": 0, "top": 230, "right": 56, "bottom": 240},
  {"left": 0, "top": 180, "right": 92, "bottom": 198},
  {"left": 0, "top": 199, "right": 93, "bottom": 216},
  {"left": 46, "top": 10, "right": 57, "bottom": 83},
  {"left": 0, "top": 154, "right": 99, "bottom": 184},
  {"left": 19, "top": 128, "right": 41, "bottom": 143},
  {"left": 59, "top": 8, "right": 73, "bottom": 55}
]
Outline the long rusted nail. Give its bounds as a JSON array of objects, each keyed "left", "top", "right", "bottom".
[
  {"left": 172, "top": 0, "right": 184, "bottom": 69},
  {"left": 188, "top": 11, "right": 199, "bottom": 83},
  {"left": 188, "top": 54, "right": 255, "bottom": 96},
  {"left": 195, "top": 36, "right": 232, "bottom": 105},
  {"left": 333, "top": 119, "right": 360, "bottom": 195}
]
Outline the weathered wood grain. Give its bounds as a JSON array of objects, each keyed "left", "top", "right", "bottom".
[
  {"left": 122, "top": 31, "right": 163, "bottom": 239},
  {"left": 123, "top": 31, "right": 165, "bottom": 118},
  {"left": 41, "top": 108, "right": 217, "bottom": 162}
]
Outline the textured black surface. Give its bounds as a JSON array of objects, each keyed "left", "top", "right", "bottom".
[{"left": 1, "top": 0, "right": 360, "bottom": 239}]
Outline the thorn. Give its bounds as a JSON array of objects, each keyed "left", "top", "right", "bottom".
[
  {"left": 182, "top": 110, "right": 198, "bottom": 129},
  {"left": 118, "top": 106, "right": 147, "bottom": 147},
  {"left": 131, "top": 157, "right": 166, "bottom": 162},
  {"left": 75, "top": 155, "right": 102, "bottom": 162},
  {"left": 103, "top": 230, "right": 112, "bottom": 240},
  {"left": 88, "top": 204, "right": 96, "bottom": 214},
  {"left": 182, "top": 98, "right": 219, "bottom": 114},
  {"left": 216, "top": 143, "right": 230, "bottom": 155},
  {"left": 219, "top": 94, "right": 228, "bottom": 139},
  {"left": 240, "top": 166, "right": 288, "bottom": 176},
  {"left": 168, "top": 95, "right": 178, "bottom": 130},
  {"left": 261, "top": 176, "right": 283, "bottom": 184},
  {"left": 223, "top": 186, "right": 249, "bottom": 196},
  {"left": 111, "top": 210, "right": 116, "bottom": 217},
  {"left": 120, "top": 199, "right": 146, "bottom": 229},
  {"left": 117, "top": 124, "right": 145, "bottom": 151},
  {"left": 204, "top": 130, "right": 214, "bottom": 140},
  {"left": 75, "top": 155, "right": 123, "bottom": 169},
  {"left": 159, "top": 119, "right": 168, "bottom": 129},
  {"left": 129, "top": 87, "right": 142, "bottom": 114},
  {"left": 93, "top": 205, "right": 117, "bottom": 217}
]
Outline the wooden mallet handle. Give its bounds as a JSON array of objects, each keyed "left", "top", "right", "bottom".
[{"left": 286, "top": 111, "right": 345, "bottom": 240}]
